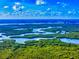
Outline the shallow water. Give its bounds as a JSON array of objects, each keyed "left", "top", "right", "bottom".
[
  {"left": 12, "top": 38, "right": 53, "bottom": 43},
  {"left": 12, "top": 37, "right": 79, "bottom": 44},
  {"left": 60, "top": 38, "right": 79, "bottom": 44}
]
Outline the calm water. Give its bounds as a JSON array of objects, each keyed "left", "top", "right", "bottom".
[
  {"left": 60, "top": 38, "right": 79, "bottom": 44},
  {"left": 12, "top": 38, "right": 79, "bottom": 44},
  {"left": 0, "top": 19, "right": 79, "bottom": 24}
]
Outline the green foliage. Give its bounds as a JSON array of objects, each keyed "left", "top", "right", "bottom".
[
  {"left": 57, "top": 32, "right": 79, "bottom": 39},
  {"left": 0, "top": 39, "right": 16, "bottom": 50},
  {"left": 9, "top": 46, "right": 79, "bottom": 59},
  {"left": 0, "top": 49, "right": 12, "bottom": 59},
  {"left": 0, "top": 39, "right": 79, "bottom": 59}
]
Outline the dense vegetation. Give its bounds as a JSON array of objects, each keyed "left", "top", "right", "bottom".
[{"left": 0, "top": 39, "right": 79, "bottom": 59}]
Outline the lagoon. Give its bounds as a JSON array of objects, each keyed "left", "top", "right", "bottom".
[{"left": 60, "top": 38, "right": 79, "bottom": 44}]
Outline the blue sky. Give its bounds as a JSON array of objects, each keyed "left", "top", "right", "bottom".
[{"left": 0, "top": 0, "right": 79, "bottom": 19}]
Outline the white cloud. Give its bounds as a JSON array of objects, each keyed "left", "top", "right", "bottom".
[
  {"left": 57, "top": 2, "right": 60, "bottom": 4},
  {"left": 68, "top": 11, "right": 72, "bottom": 14},
  {"left": 21, "top": 6, "right": 25, "bottom": 9},
  {"left": 15, "top": 2, "right": 21, "bottom": 5},
  {"left": 36, "top": 0, "right": 46, "bottom": 5},
  {"left": 13, "top": 5, "right": 17, "bottom": 11},
  {"left": 47, "top": 8, "right": 51, "bottom": 11},
  {"left": 62, "top": 3, "right": 67, "bottom": 7},
  {"left": 13, "top": 2, "right": 24, "bottom": 11},
  {"left": 4, "top": 6, "right": 9, "bottom": 9}
]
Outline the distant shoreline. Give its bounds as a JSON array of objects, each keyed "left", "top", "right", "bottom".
[
  {"left": 0, "top": 19, "right": 78, "bottom": 24},
  {"left": 0, "top": 16, "right": 79, "bottom": 20}
]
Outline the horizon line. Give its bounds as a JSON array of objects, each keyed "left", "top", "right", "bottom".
[{"left": 0, "top": 16, "right": 79, "bottom": 20}]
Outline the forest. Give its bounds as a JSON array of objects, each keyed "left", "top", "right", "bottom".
[{"left": 0, "top": 39, "right": 79, "bottom": 59}]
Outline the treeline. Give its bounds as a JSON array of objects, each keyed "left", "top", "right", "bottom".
[{"left": 0, "top": 39, "right": 79, "bottom": 59}]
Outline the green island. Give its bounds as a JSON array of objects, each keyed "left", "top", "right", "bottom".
[{"left": 11, "top": 32, "right": 79, "bottom": 39}]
